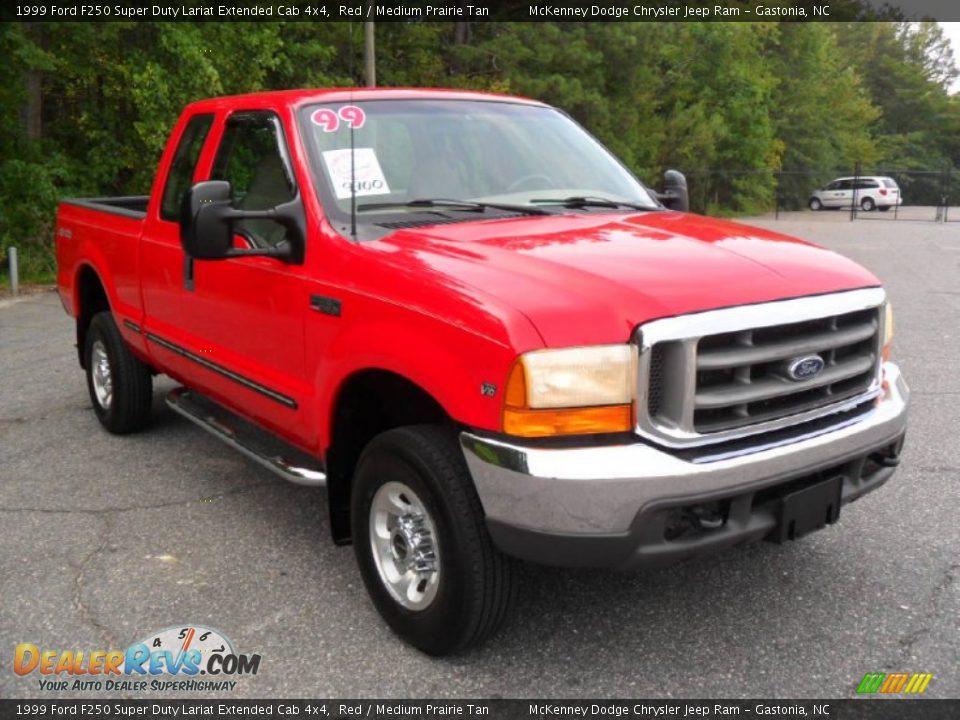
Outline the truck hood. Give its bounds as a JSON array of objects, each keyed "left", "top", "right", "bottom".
[{"left": 373, "top": 211, "right": 880, "bottom": 348}]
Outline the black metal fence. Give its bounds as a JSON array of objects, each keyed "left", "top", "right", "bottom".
[
  {"left": 944, "top": 169, "right": 960, "bottom": 222},
  {"left": 682, "top": 165, "right": 959, "bottom": 222}
]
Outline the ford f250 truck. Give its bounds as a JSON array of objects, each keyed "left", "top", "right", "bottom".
[{"left": 56, "top": 89, "right": 908, "bottom": 655}]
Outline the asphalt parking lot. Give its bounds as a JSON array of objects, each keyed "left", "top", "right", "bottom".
[{"left": 1, "top": 212, "right": 958, "bottom": 699}]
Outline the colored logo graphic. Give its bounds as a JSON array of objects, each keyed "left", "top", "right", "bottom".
[
  {"left": 14, "top": 625, "right": 260, "bottom": 692},
  {"left": 856, "top": 672, "right": 933, "bottom": 694}
]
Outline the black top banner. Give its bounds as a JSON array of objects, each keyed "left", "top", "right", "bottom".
[
  {"left": 0, "top": 700, "right": 959, "bottom": 720},
  {"left": 5, "top": 0, "right": 960, "bottom": 23}
]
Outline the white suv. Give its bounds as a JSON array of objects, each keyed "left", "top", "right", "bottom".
[{"left": 809, "top": 176, "right": 903, "bottom": 212}]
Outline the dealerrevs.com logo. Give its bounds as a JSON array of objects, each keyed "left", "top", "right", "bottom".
[{"left": 14, "top": 625, "right": 261, "bottom": 692}]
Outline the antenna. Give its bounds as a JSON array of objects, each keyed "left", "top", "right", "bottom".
[
  {"left": 350, "top": 111, "right": 357, "bottom": 240},
  {"left": 349, "top": 22, "right": 358, "bottom": 241}
]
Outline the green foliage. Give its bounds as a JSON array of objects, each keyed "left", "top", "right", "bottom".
[
  {"left": 767, "top": 23, "right": 880, "bottom": 208},
  {"left": 2, "top": 20, "right": 958, "bottom": 281},
  {"left": 0, "top": 157, "right": 67, "bottom": 278},
  {"left": 836, "top": 22, "right": 959, "bottom": 170}
]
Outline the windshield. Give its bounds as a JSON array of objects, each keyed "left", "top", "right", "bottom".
[{"left": 298, "top": 99, "right": 660, "bottom": 237}]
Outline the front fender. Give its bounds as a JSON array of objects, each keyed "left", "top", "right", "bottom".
[{"left": 314, "top": 318, "right": 522, "bottom": 452}]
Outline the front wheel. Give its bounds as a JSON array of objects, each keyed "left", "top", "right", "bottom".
[
  {"left": 808, "top": 197, "right": 823, "bottom": 211},
  {"left": 352, "top": 425, "right": 516, "bottom": 655},
  {"left": 85, "top": 312, "right": 153, "bottom": 434}
]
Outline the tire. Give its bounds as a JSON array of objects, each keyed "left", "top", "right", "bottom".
[
  {"left": 861, "top": 197, "right": 876, "bottom": 211},
  {"left": 351, "top": 425, "right": 516, "bottom": 655},
  {"left": 808, "top": 197, "right": 823, "bottom": 211},
  {"left": 85, "top": 311, "right": 153, "bottom": 434}
]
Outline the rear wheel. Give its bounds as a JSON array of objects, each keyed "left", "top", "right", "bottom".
[
  {"left": 861, "top": 197, "right": 876, "bottom": 211},
  {"left": 808, "top": 197, "right": 823, "bottom": 211},
  {"left": 351, "top": 425, "right": 516, "bottom": 655},
  {"left": 85, "top": 312, "right": 153, "bottom": 434}
]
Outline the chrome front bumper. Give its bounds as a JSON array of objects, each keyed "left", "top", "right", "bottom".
[{"left": 461, "top": 363, "right": 908, "bottom": 567}]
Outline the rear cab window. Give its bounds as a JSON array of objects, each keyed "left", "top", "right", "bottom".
[{"left": 160, "top": 113, "right": 215, "bottom": 222}]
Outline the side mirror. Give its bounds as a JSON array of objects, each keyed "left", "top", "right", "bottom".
[
  {"left": 179, "top": 180, "right": 305, "bottom": 263},
  {"left": 657, "top": 169, "right": 689, "bottom": 212},
  {"left": 180, "top": 181, "right": 233, "bottom": 259}
]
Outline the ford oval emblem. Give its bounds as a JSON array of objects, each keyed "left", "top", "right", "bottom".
[{"left": 786, "top": 354, "right": 825, "bottom": 381}]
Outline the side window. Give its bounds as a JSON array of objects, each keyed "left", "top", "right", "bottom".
[
  {"left": 160, "top": 114, "right": 214, "bottom": 221},
  {"left": 825, "top": 181, "right": 840, "bottom": 190},
  {"left": 837, "top": 180, "right": 854, "bottom": 191},
  {"left": 211, "top": 112, "right": 297, "bottom": 248}
]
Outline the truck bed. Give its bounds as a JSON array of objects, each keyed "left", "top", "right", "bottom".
[
  {"left": 56, "top": 196, "right": 150, "bottom": 322},
  {"left": 61, "top": 195, "right": 149, "bottom": 219}
]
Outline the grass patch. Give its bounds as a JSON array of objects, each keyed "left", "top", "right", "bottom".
[{"left": 0, "top": 266, "right": 56, "bottom": 295}]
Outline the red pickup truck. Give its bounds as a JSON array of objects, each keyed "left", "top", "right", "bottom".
[{"left": 56, "top": 88, "right": 908, "bottom": 655}]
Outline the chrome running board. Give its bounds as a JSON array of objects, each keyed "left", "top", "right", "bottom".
[{"left": 165, "top": 387, "right": 326, "bottom": 487}]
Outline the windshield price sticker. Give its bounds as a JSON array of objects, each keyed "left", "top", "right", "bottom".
[
  {"left": 311, "top": 105, "right": 366, "bottom": 133},
  {"left": 322, "top": 148, "right": 390, "bottom": 200}
]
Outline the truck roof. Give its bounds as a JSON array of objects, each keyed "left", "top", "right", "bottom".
[{"left": 184, "top": 87, "right": 545, "bottom": 114}]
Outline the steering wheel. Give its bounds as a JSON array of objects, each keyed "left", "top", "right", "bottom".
[{"left": 506, "top": 173, "right": 553, "bottom": 193}]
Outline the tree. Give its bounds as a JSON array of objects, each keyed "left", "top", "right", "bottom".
[{"left": 768, "top": 23, "right": 879, "bottom": 207}]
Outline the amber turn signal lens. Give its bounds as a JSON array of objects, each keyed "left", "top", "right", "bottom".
[
  {"left": 502, "top": 404, "right": 633, "bottom": 438},
  {"left": 881, "top": 302, "right": 894, "bottom": 362},
  {"left": 504, "top": 359, "right": 527, "bottom": 408}
]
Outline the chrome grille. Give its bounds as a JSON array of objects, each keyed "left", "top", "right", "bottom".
[
  {"left": 634, "top": 288, "right": 886, "bottom": 448},
  {"left": 693, "top": 308, "right": 879, "bottom": 432}
]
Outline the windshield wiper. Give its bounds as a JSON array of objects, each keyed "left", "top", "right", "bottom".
[
  {"left": 357, "top": 198, "right": 550, "bottom": 216},
  {"left": 529, "top": 196, "right": 659, "bottom": 211}
]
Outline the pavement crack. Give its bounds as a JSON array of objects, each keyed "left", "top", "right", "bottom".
[
  {"left": 72, "top": 514, "right": 118, "bottom": 648},
  {"left": 892, "top": 562, "right": 958, "bottom": 666},
  {"left": 0, "top": 481, "right": 278, "bottom": 516}
]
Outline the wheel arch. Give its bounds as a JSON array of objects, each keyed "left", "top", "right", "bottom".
[
  {"left": 324, "top": 368, "right": 453, "bottom": 545},
  {"left": 74, "top": 263, "right": 111, "bottom": 369}
]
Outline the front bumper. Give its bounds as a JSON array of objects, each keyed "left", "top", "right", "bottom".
[{"left": 461, "top": 362, "right": 909, "bottom": 570}]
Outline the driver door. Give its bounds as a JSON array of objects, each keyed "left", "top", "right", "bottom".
[{"left": 178, "top": 110, "right": 313, "bottom": 445}]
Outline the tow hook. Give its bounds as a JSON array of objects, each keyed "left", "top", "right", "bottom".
[
  {"left": 686, "top": 504, "right": 726, "bottom": 531},
  {"left": 871, "top": 435, "right": 906, "bottom": 468}
]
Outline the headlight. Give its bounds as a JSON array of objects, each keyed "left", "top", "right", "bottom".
[
  {"left": 503, "top": 345, "right": 637, "bottom": 437},
  {"left": 882, "top": 302, "right": 894, "bottom": 361}
]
